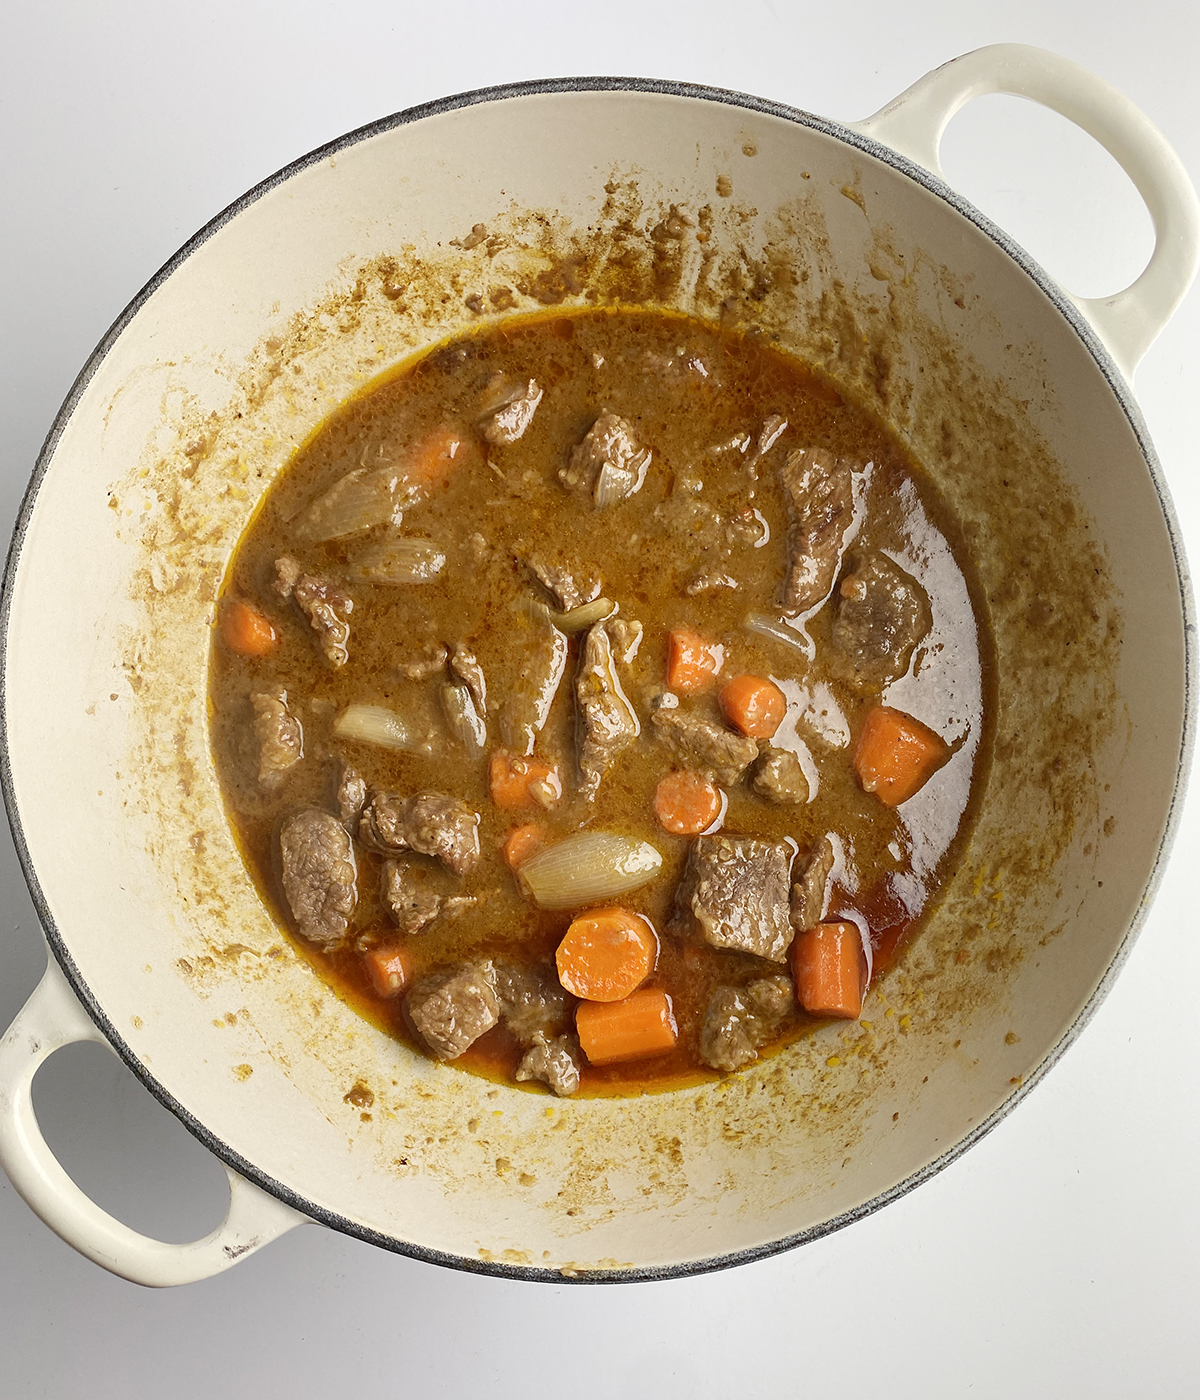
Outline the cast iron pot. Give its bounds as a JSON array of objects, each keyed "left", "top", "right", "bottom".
[{"left": 1, "top": 45, "right": 1196, "bottom": 1285}]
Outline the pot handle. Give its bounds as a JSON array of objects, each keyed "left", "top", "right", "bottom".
[
  {"left": 848, "top": 43, "right": 1200, "bottom": 379},
  {"left": 0, "top": 954, "right": 307, "bottom": 1287}
]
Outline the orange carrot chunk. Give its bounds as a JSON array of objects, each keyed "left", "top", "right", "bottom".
[
  {"left": 653, "top": 770, "right": 722, "bottom": 836},
  {"left": 556, "top": 908, "right": 658, "bottom": 1002},
  {"left": 853, "top": 705, "right": 950, "bottom": 806},
  {"left": 791, "top": 921, "right": 865, "bottom": 1019},
  {"left": 363, "top": 943, "right": 412, "bottom": 999},
  {"left": 489, "top": 751, "right": 562, "bottom": 809},
  {"left": 219, "top": 598, "right": 277, "bottom": 657},
  {"left": 719, "top": 673, "right": 786, "bottom": 738},
  {"left": 502, "top": 821, "right": 547, "bottom": 870},
  {"left": 667, "top": 628, "right": 724, "bottom": 694},
  {"left": 404, "top": 425, "right": 464, "bottom": 489},
  {"left": 576, "top": 988, "right": 678, "bottom": 1065}
]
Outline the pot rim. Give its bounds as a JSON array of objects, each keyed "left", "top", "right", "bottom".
[{"left": 2, "top": 74, "right": 1195, "bottom": 1284}]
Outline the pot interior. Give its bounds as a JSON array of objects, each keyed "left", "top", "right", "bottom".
[{"left": 2, "top": 84, "right": 1189, "bottom": 1276}]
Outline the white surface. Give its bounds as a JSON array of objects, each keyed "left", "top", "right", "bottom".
[{"left": 1, "top": 0, "right": 1197, "bottom": 1394}]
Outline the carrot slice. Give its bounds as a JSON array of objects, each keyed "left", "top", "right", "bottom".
[
  {"left": 791, "top": 921, "right": 865, "bottom": 1019},
  {"left": 653, "top": 770, "right": 722, "bottom": 836},
  {"left": 576, "top": 988, "right": 678, "bottom": 1064},
  {"left": 853, "top": 705, "right": 950, "bottom": 806},
  {"left": 219, "top": 598, "right": 277, "bottom": 657},
  {"left": 667, "top": 628, "right": 724, "bottom": 694},
  {"left": 404, "top": 425, "right": 464, "bottom": 488},
  {"left": 502, "top": 821, "right": 547, "bottom": 870},
  {"left": 556, "top": 908, "right": 658, "bottom": 1002},
  {"left": 489, "top": 751, "right": 562, "bottom": 809},
  {"left": 363, "top": 943, "right": 412, "bottom": 999},
  {"left": 719, "top": 673, "right": 786, "bottom": 738}
]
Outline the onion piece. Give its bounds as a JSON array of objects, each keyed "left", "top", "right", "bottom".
[
  {"left": 744, "top": 612, "right": 815, "bottom": 661},
  {"left": 292, "top": 466, "right": 411, "bottom": 542},
  {"left": 518, "top": 832, "right": 663, "bottom": 910},
  {"left": 333, "top": 703, "right": 426, "bottom": 753},
  {"left": 349, "top": 537, "right": 446, "bottom": 584}
]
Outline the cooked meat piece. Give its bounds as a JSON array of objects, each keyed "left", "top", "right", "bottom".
[
  {"left": 398, "top": 643, "right": 449, "bottom": 680},
  {"left": 606, "top": 617, "right": 643, "bottom": 663},
  {"left": 440, "top": 682, "right": 486, "bottom": 750},
  {"left": 448, "top": 643, "right": 487, "bottom": 712},
  {"left": 478, "top": 374, "right": 544, "bottom": 444},
  {"left": 575, "top": 620, "right": 640, "bottom": 800},
  {"left": 499, "top": 607, "right": 569, "bottom": 756},
  {"left": 515, "top": 1032, "right": 581, "bottom": 1096},
  {"left": 752, "top": 746, "right": 808, "bottom": 804},
  {"left": 756, "top": 414, "right": 788, "bottom": 457},
  {"left": 676, "top": 835, "right": 796, "bottom": 962},
  {"left": 700, "top": 975, "right": 794, "bottom": 1072},
  {"left": 278, "top": 809, "right": 357, "bottom": 950},
  {"left": 524, "top": 553, "right": 603, "bottom": 611},
  {"left": 791, "top": 834, "right": 835, "bottom": 932},
  {"left": 685, "top": 570, "right": 739, "bottom": 595},
  {"left": 493, "top": 962, "right": 571, "bottom": 1045},
  {"left": 335, "top": 760, "right": 367, "bottom": 827},
  {"left": 359, "top": 791, "right": 481, "bottom": 876},
  {"left": 406, "top": 962, "right": 499, "bottom": 1060},
  {"left": 779, "top": 449, "right": 855, "bottom": 614},
  {"left": 560, "top": 411, "right": 651, "bottom": 508},
  {"left": 380, "top": 859, "right": 442, "bottom": 934},
  {"left": 830, "top": 552, "right": 932, "bottom": 689},
  {"left": 273, "top": 554, "right": 353, "bottom": 668},
  {"left": 649, "top": 707, "right": 758, "bottom": 786},
  {"left": 250, "top": 689, "right": 302, "bottom": 787}
]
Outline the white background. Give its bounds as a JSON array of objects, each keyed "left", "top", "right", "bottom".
[{"left": 2, "top": 2, "right": 1198, "bottom": 1396}]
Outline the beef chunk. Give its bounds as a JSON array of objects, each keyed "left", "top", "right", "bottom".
[
  {"left": 524, "top": 553, "right": 603, "bottom": 612},
  {"left": 493, "top": 963, "right": 571, "bottom": 1045},
  {"left": 560, "top": 411, "right": 651, "bottom": 508},
  {"left": 700, "top": 976, "right": 794, "bottom": 1072},
  {"left": 779, "top": 449, "right": 855, "bottom": 614},
  {"left": 649, "top": 706, "right": 758, "bottom": 786},
  {"left": 605, "top": 617, "right": 643, "bottom": 663},
  {"left": 575, "top": 620, "right": 640, "bottom": 800},
  {"left": 676, "top": 835, "right": 795, "bottom": 962},
  {"left": 279, "top": 809, "right": 357, "bottom": 950},
  {"left": 250, "top": 689, "right": 303, "bottom": 787},
  {"left": 515, "top": 1032, "right": 581, "bottom": 1096},
  {"left": 752, "top": 746, "right": 808, "bottom": 804},
  {"left": 499, "top": 607, "right": 569, "bottom": 756},
  {"left": 273, "top": 555, "right": 353, "bottom": 668},
  {"left": 791, "top": 835, "right": 835, "bottom": 932},
  {"left": 380, "top": 859, "right": 443, "bottom": 935},
  {"left": 830, "top": 552, "right": 932, "bottom": 689},
  {"left": 398, "top": 643, "right": 449, "bottom": 680},
  {"left": 335, "top": 761, "right": 367, "bottom": 827},
  {"left": 479, "top": 374, "right": 543, "bottom": 444},
  {"left": 359, "top": 792, "right": 481, "bottom": 876},
  {"left": 406, "top": 962, "right": 499, "bottom": 1060},
  {"left": 448, "top": 643, "right": 487, "bottom": 712}
]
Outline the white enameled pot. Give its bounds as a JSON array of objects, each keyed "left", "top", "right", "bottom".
[{"left": 1, "top": 45, "right": 1196, "bottom": 1287}]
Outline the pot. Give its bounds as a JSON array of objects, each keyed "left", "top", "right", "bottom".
[{"left": 1, "top": 44, "right": 1196, "bottom": 1287}]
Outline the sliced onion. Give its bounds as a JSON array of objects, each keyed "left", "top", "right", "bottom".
[
  {"left": 518, "top": 832, "right": 663, "bottom": 910},
  {"left": 349, "top": 536, "right": 446, "bottom": 584},
  {"left": 744, "top": 612, "right": 815, "bottom": 661},
  {"left": 333, "top": 703, "right": 425, "bottom": 753},
  {"left": 292, "top": 466, "right": 410, "bottom": 542}
]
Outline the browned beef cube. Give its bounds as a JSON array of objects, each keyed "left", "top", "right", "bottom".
[
  {"left": 335, "top": 760, "right": 367, "bottom": 827},
  {"left": 359, "top": 792, "right": 480, "bottom": 876},
  {"left": 478, "top": 374, "right": 543, "bottom": 444},
  {"left": 676, "top": 835, "right": 796, "bottom": 962},
  {"left": 273, "top": 555, "right": 353, "bottom": 668},
  {"left": 575, "top": 620, "right": 640, "bottom": 800},
  {"left": 700, "top": 975, "right": 794, "bottom": 1072},
  {"left": 779, "top": 448, "right": 854, "bottom": 615},
  {"left": 791, "top": 834, "right": 835, "bottom": 932},
  {"left": 524, "top": 553, "right": 602, "bottom": 611},
  {"left": 279, "top": 809, "right": 357, "bottom": 950},
  {"left": 499, "top": 607, "right": 569, "bottom": 757},
  {"left": 752, "top": 746, "right": 808, "bottom": 804},
  {"left": 560, "top": 411, "right": 651, "bottom": 508},
  {"left": 250, "top": 689, "right": 303, "bottom": 787},
  {"left": 515, "top": 1032, "right": 581, "bottom": 1096},
  {"left": 650, "top": 706, "right": 758, "bottom": 786},
  {"left": 380, "top": 860, "right": 442, "bottom": 935},
  {"left": 830, "top": 552, "right": 932, "bottom": 690},
  {"left": 493, "top": 963, "right": 571, "bottom": 1045},
  {"left": 406, "top": 962, "right": 499, "bottom": 1060}
]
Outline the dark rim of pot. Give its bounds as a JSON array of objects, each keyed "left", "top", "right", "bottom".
[{"left": 1, "top": 75, "right": 1196, "bottom": 1286}]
